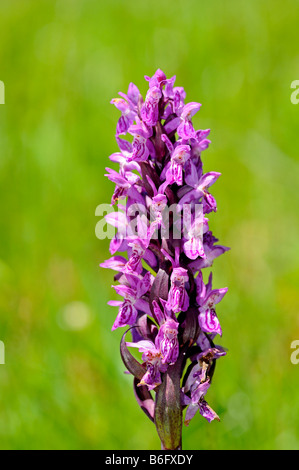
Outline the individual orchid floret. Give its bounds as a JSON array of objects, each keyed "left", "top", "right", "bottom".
[
  {"left": 126, "top": 339, "right": 168, "bottom": 390},
  {"left": 166, "top": 267, "right": 190, "bottom": 314},
  {"left": 143, "top": 176, "right": 168, "bottom": 232},
  {"left": 110, "top": 272, "right": 152, "bottom": 330},
  {"left": 149, "top": 193, "right": 168, "bottom": 234},
  {"left": 191, "top": 129, "right": 211, "bottom": 159},
  {"left": 111, "top": 82, "right": 141, "bottom": 137},
  {"left": 182, "top": 344, "right": 226, "bottom": 425},
  {"left": 155, "top": 317, "right": 179, "bottom": 365},
  {"left": 182, "top": 204, "right": 209, "bottom": 260},
  {"left": 127, "top": 122, "right": 152, "bottom": 162},
  {"left": 109, "top": 137, "right": 141, "bottom": 175},
  {"left": 118, "top": 82, "right": 142, "bottom": 109},
  {"left": 102, "top": 69, "right": 230, "bottom": 450},
  {"left": 161, "top": 75, "right": 187, "bottom": 120},
  {"left": 111, "top": 97, "right": 137, "bottom": 137},
  {"left": 182, "top": 368, "right": 218, "bottom": 425},
  {"left": 163, "top": 79, "right": 186, "bottom": 118},
  {"left": 105, "top": 167, "right": 140, "bottom": 205},
  {"left": 178, "top": 159, "right": 221, "bottom": 212},
  {"left": 196, "top": 272, "right": 228, "bottom": 336},
  {"left": 141, "top": 86, "right": 162, "bottom": 126},
  {"left": 123, "top": 238, "right": 149, "bottom": 275},
  {"left": 104, "top": 205, "right": 128, "bottom": 254},
  {"left": 188, "top": 231, "right": 230, "bottom": 272},
  {"left": 164, "top": 144, "right": 191, "bottom": 186},
  {"left": 109, "top": 286, "right": 139, "bottom": 331},
  {"left": 172, "top": 87, "right": 186, "bottom": 115},
  {"left": 145, "top": 69, "right": 167, "bottom": 89},
  {"left": 177, "top": 102, "right": 202, "bottom": 140},
  {"left": 100, "top": 255, "right": 127, "bottom": 272},
  {"left": 151, "top": 193, "right": 168, "bottom": 218}
]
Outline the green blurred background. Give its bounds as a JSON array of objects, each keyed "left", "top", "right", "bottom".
[{"left": 0, "top": 0, "right": 299, "bottom": 450}]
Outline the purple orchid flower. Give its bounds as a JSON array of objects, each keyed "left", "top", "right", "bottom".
[
  {"left": 118, "top": 82, "right": 142, "bottom": 109},
  {"left": 127, "top": 121, "right": 153, "bottom": 162},
  {"left": 101, "top": 70, "right": 230, "bottom": 449},
  {"left": 144, "top": 176, "right": 168, "bottom": 232},
  {"left": 196, "top": 272, "right": 228, "bottom": 336},
  {"left": 100, "top": 255, "right": 127, "bottom": 272},
  {"left": 105, "top": 167, "right": 140, "bottom": 205},
  {"left": 190, "top": 129, "right": 211, "bottom": 159},
  {"left": 160, "top": 140, "right": 191, "bottom": 187},
  {"left": 155, "top": 317, "right": 179, "bottom": 365},
  {"left": 166, "top": 144, "right": 191, "bottom": 186},
  {"left": 178, "top": 159, "right": 221, "bottom": 212},
  {"left": 111, "top": 98, "right": 136, "bottom": 137},
  {"left": 126, "top": 339, "right": 168, "bottom": 390},
  {"left": 144, "top": 69, "right": 167, "bottom": 89},
  {"left": 166, "top": 267, "right": 190, "bottom": 314},
  {"left": 124, "top": 238, "right": 148, "bottom": 274},
  {"left": 182, "top": 204, "right": 209, "bottom": 260},
  {"left": 111, "top": 82, "right": 141, "bottom": 136},
  {"left": 141, "top": 86, "right": 162, "bottom": 126},
  {"left": 188, "top": 231, "right": 230, "bottom": 271},
  {"left": 182, "top": 344, "right": 226, "bottom": 425},
  {"left": 177, "top": 102, "right": 202, "bottom": 140},
  {"left": 110, "top": 272, "right": 152, "bottom": 330}
]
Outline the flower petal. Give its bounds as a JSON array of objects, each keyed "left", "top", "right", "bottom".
[{"left": 198, "top": 308, "right": 222, "bottom": 336}]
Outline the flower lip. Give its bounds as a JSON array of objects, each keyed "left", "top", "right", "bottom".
[
  {"left": 171, "top": 145, "right": 191, "bottom": 164},
  {"left": 181, "top": 102, "right": 202, "bottom": 120}
]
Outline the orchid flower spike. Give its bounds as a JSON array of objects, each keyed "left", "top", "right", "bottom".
[{"left": 101, "top": 69, "right": 230, "bottom": 450}]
